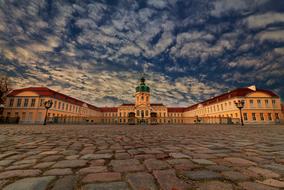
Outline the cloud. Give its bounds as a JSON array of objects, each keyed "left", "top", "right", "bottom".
[
  {"left": 245, "top": 12, "right": 284, "bottom": 29},
  {"left": 211, "top": 0, "right": 269, "bottom": 17},
  {"left": 257, "top": 30, "right": 284, "bottom": 42},
  {"left": 147, "top": 0, "right": 168, "bottom": 9},
  {"left": 170, "top": 31, "right": 235, "bottom": 62}
]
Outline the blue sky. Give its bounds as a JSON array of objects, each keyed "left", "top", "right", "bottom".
[{"left": 0, "top": 0, "right": 284, "bottom": 106}]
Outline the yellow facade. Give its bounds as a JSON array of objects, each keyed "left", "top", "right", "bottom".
[
  {"left": 2, "top": 88, "right": 102, "bottom": 124},
  {"left": 183, "top": 87, "right": 283, "bottom": 124}
]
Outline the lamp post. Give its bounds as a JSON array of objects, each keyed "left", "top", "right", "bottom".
[
  {"left": 234, "top": 100, "right": 245, "bottom": 126},
  {"left": 43, "top": 100, "right": 53, "bottom": 125}
]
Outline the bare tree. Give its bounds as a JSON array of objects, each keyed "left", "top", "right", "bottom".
[{"left": 0, "top": 75, "right": 11, "bottom": 104}]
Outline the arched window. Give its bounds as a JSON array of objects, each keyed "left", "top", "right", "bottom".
[{"left": 141, "top": 96, "right": 144, "bottom": 101}]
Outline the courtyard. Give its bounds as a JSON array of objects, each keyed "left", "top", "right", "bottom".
[{"left": 0, "top": 125, "right": 284, "bottom": 190}]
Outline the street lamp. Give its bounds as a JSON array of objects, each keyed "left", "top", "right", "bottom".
[
  {"left": 43, "top": 100, "right": 53, "bottom": 125},
  {"left": 234, "top": 100, "right": 245, "bottom": 126}
]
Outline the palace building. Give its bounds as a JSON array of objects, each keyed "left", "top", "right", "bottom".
[
  {"left": 1, "top": 87, "right": 102, "bottom": 124},
  {"left": 1, "top": 77, "right": 283, "bottom": 125}
]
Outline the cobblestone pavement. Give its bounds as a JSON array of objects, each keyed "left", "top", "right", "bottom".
[{"left": 0, "top": 125, "right": 284, "bottom": 190}]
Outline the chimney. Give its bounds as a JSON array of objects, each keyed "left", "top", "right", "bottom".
[{"left": 247, "top": 85, "right": 256, "bottom": 91}]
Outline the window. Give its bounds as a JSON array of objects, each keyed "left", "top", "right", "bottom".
[
  {"left": 31, "top": 99, "right": 36, "bottom": 107},
  {"left": 40, "top": 99, "right": 44, "bottom": 107},
  {"left": 265, "top": 100, "right": 269, "bottom": 107},
  {"left": 24, "top": 99, "right": 29, "bottom": 107},
  {"left": 62, "top": 103, "right": 64, "bottom": 110},
  {"left": 136, "top": 110, "right": 140, "bottom": 116},
  {"left": 22, "top": 112, "right": 26, "bottom": 120},
  {"left": 252, "top": 113, "right": 256, "bottom": 120},
  {"left": 146, "top": 110, "right": 149, "bottom": 116},
  {"left": 15, "top": 112, "right": 19, "bottom": 117},
  {"left": 272, "top": 100, "right": 276, "bottom": 108},
  {"left": 250, "top": 100, "right": 254, "bottom": 108},
  {"left": 260, "top": 113, "right": 264, "bottom": 121},
  {"left": 66, "top": 104, "right": 68, "bottom": 111},
  {"left": 268, "top": 113, "right": 272, "bottom": 120},
  {"left": 257, "top": 100, "right": 261, "bottom": 108},
  {"left": 9, "top": 99, "right": 14, "bottom": 107},
  {"left": 221, "top": 104, "right": 223, "bottom": 110},
  {"left": 275, "top": 113, "right": 279, "bottom": 120},
  {"left": 17, "top": 99, "right": 22, "bottom": 107},
  {"left": 58, "top": 102, "right": 61, "bottom": 109},
  {"left": 54, "top": 101, "right": 57, "bottom": 109},
  {"left": 141, "top": 96, "right": 144, "bottom": 101},
  {"left": 243, "top": 113, "right": 248, "bottom": 120}
]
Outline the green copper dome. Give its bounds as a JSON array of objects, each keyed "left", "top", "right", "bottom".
[{"left": 136, "top": 77, "right": 150, "bottom": 92}]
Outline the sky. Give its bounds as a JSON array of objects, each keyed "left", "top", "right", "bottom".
[{"left": 0, "top": 0, "right": 284, "bottom": 107}]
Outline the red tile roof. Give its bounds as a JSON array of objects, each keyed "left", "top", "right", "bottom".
[
  {"left": 151, "top": 103, "right": 164, "bottom": 106},
  {"left": 100, "top": 107, "right": 118, "bottom": 112},
  {"left": 185, "top": 87, "right": 279, "bottom": 112},
  {"left": 7, "top": 87, "right": 100, "bottom": 111},
  {"left": 121, "top": 103, "right": 135, "bottom": 106},
  {"left": 168, "top": 107, "right": 186, "bottom": 112}
]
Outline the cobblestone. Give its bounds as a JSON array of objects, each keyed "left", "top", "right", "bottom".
[
  {"left": 153, "top": 169, "right": 190, "bottom": 190},
  {"left": 82, "top": 172, "right": 121, "bottom": 183},
  {"left": 184, "top": 170, "right": 222, "bottom": 180},
  {"left": 144, "top": 158, "right": 170, "bottom": 171},
  {"left": 43, "top": 168, "right": 73, "bottom": 175},
  {"left": 51, "top": 159, "right": 87, "bottom": 168},
  {"left": 126, "top": 172, "right": 157, "bottom": 190},
  {"left": 83, "top": 182, "right": 130, "bottom": 190},
  {"left": 3, "top": 176, "right": 55, "bottom": 190},
  {"left": 0, "top": 124, "right": 284, "bottom": 189},
  {"left": 0, "top": 169, "right": 42, "bottom": 179},
  {"left": 197, "top": 181, "right": 233, "bottom": 190},
  {"left": 78, "top": 166, "right": 107, "bottom": 174},
  {"left": 258, "top": 179, "right": 284, "bottom": 188},
  {"left": 51, "top": 175, "right": 77, "bottom": 190}
]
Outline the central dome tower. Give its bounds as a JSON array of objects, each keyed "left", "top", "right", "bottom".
[
  {"left": 135, "top": 77, "right": 150, "bottom": 93},
  {"left": 135, "top": 77, "right": 151, "bottom": 118}
]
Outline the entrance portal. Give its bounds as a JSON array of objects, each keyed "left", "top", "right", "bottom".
[{"left": 128, "top": 112, "right": 135, "bottom": 125}]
